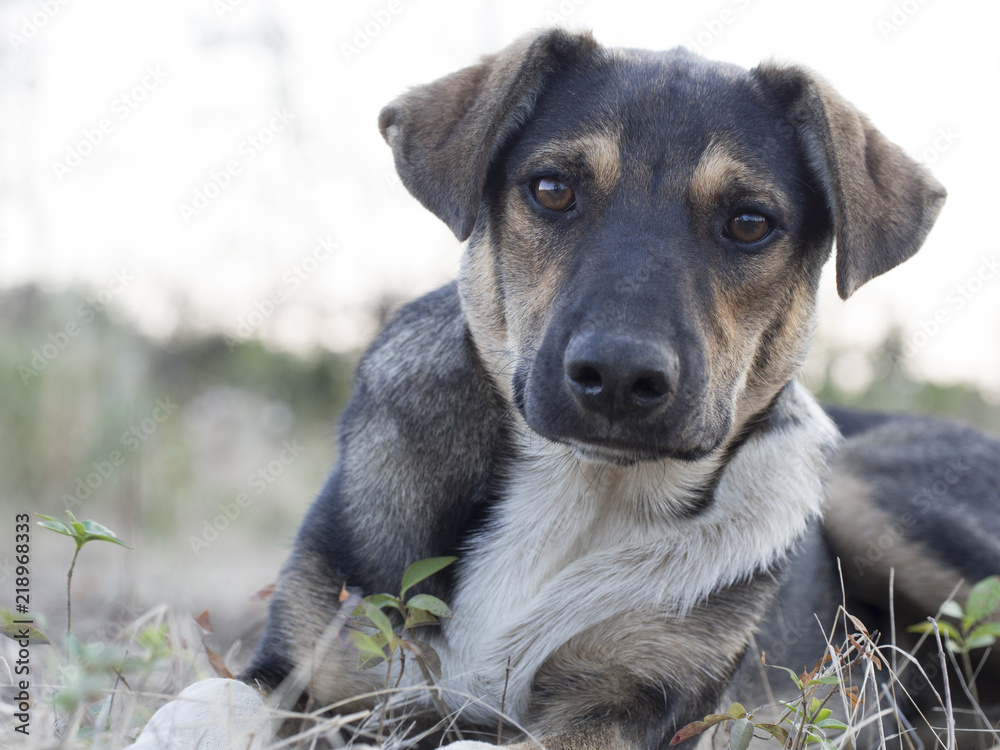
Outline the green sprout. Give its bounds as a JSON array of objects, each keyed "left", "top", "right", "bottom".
[
  {"left": 36, "top": 511, "right": 131, "bottom": 637},
  {"left": 342, "top": 556, "right": 458, "bottom": 742},
  {"left": 909, "top": 574, "right": 1000, "bottom": 739},
  {"left": 908, "top": 575, "right": 1000, "bottom": 656}
]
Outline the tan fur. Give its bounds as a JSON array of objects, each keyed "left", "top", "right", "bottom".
[
  {"left": 460, "top": 131, "right": 624, "bottom": 401},
  {"left": 526, "top": 588, "right": 771, "bottom": 735},
  {"left": 688, "top": 140, "right": 789, "bottom": 218},
  {"left": 527, "top": 131, "right": 623, "bottom": 197},
  {"left": 825, "top": 468, "right": 969, "bottom": 614},
  {"left": 687, "top": 141, "right": 817, "bottom": 434}
]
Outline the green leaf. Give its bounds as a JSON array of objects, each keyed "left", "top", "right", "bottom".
[
  {"left": 703, "top": 714, "right": 738, "bottom": 726},
  {"left": 348, "top": 614, "right": 377, "bottom": 629},
  {"left": 406, "top": 594, "right": 453, "bottom": 618},
  {"left": 807, "top": 675, "right": 842, "bottom": 686},
  {"left": 812, "top": 708, "right": 832, "bottom": 723},
  {"left": 403, "top": 608, "right": 438, "bottom": 630},
  {"left": 340, "top": 629, "right": 387, "bottom": 658},
  {"left": 78, "top": 519, "right": 131, "bottom": 548},
  {"left": 364, "top": 594, "right": 402, "bottom": 612},
  {"left": 355, "top": 631, "right": 393, "bottom": 670},
  {"left": 400, "top": 556, "right": 457, "bottom": 598},
  {"left": 908, "top": 619, "right": 962, "bottom": 645},
  {"left": 35, "top": 512, "right": 131, "bottom": 549},
  {"left": 964, "top": 576, "right": 1000, "bottom": 629},
  {"left": 781, "top": 701, "right": 805, "bottom": 717},
  {"left": 36, "top": 515, "right": 77, "bottom": 538},
  {"left": 1, "top": 623, "right": 50, "bottom": 644},
  {"left": 729, "top": 718, "right": 754, "bottom": 750},
  {"left": 359, "top": 601, "right": 396, "bottom": 640},
  {"left": 408, "top": 639, "right": 443, "bottom": 679},
  {"left": 946, "top": 639, "right": 964, "bottom": 654},
  {"left": 769, "top": 664, "right": 803, "bottom": 689},
  {"left": 939, "top": 599, "right": 964, "bottom": 619},
  {"left": 754, "top": 723, "right": 788, "bottom": 745},
  {"left": 815, "top": 718, "right": 849, "bottom": 731},
  {"left": 670, "top": 721, "right": 712, "bottom": 746},
  {"left": 964, "top": 633, "right": 997, "bottom": 651},
  {"left": 727, "top": 702, "right": 747, "bottom": 719},
  {"left": 968, "top": 622, "right": 1000, "bottom": 641}
]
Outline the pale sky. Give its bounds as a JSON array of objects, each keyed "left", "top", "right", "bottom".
[{"left": 2, "top": 0, "right": 998, "bottom": 398}]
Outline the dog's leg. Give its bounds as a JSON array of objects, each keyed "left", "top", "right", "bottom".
[{"left": 130, "top": 678, "right": 273, "bottom": 749}]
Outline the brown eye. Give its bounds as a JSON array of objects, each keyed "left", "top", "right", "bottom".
[
  {"left": 725, "top": 212, "right": 772, "bottom": 243},
  {"left": 533, "top": 177, "right": 576, "bottom": 212}
]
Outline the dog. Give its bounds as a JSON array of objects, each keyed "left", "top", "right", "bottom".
[{"left": 134, "top": 28, "right": 1000, "bottom": 750}]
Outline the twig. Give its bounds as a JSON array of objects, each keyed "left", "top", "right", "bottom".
[
  {"left": 66, "top": 545, "right": 81, "bottom": 637},
  {"left": 498, "top": 656, "right": 512, "bottom": 744},
  {"left": 413, "top": 647, "right": 465, "bottom": 742},
  {"left": 929, "top": 619, "right": 957, "bottom": 750}
]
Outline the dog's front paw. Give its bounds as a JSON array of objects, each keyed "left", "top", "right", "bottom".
[{"left": 131, "top": 677, "right": 274, "bottom": 749}]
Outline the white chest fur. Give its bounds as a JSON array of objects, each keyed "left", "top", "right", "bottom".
[{"left": 421, "top": 383, "right": 837, "bottom": 725}]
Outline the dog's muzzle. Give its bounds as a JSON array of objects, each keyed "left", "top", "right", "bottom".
[{"left": 564, "top": 330, "right": 679, "bottom": 423}]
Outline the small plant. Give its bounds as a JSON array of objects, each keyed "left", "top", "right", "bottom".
[
  {"left": 346, "top": 556, "right": 456, "bottom": 670},
  {"left": 36, "top": 511, "right": 131, "bottom": 637},
  {"left": 672, "top": 612, "right": 879, "bottom": 750},
  {"left": 56, "top": 624, "right": 173, "bottom": 740},
  {"left": 908, "top": 575, "right": 1000, "bottom": 658},
  {"left": 341, "top": 556, "right": 458, "bottom": 741},
  {"left": 908, "top": 574, "right": 1000, "bottom": 745},
  {"left": 671, "top": 682, "right": 850, "bottom": 750}
]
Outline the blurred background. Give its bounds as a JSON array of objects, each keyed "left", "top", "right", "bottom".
[{"left": 1, "top": 0, "right": 998, "bottom": 661}]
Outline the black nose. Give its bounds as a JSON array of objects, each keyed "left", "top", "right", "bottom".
[{"left": 564, "top": 332, "right": 679, "bottom": 422}]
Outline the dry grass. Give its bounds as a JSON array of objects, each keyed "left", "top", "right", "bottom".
[{"left": 4, "top": 578, "right": 998, "bottom": 750}]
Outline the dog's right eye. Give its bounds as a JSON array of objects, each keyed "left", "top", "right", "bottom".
[
  {"left": 724, "top": 211, "right": 772, "bottom": 244},
  {"left": 532, "top": 177, "right": 576, "bottom": 212}
]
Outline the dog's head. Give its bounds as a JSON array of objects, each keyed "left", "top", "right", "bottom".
[{"left": 379, "top": 30, "right": 945, "bottom": 465}]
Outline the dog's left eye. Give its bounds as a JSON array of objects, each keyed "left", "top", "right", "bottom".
[
  {"left": 724, "top": 212, "right": 772, "bottom": 244},
  {"left": 533, "top": 177, "right": 576, "bottom": 212}
]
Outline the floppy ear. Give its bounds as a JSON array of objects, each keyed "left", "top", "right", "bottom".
[
  {"left": 754, "top": 64, "right": 946, "bottom": 299},
  {"left": 378, "top": 29, "right": 599, "bottom": 241}
]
